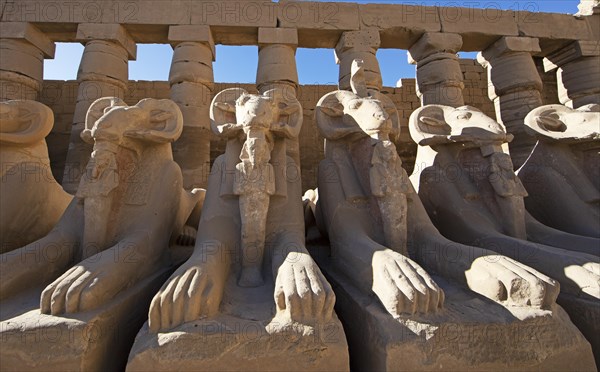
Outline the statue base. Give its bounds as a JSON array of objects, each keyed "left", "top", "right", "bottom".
[
  {"left": 127, "top": 274, "right": 349, "bottom": 371},
  {"left": 307, "top": 241, "right": 596, "bottom": 371},
  {"left": 558, "top": 292, "right": 600, "bottom": 367},
  {"left": 0, "top": 266, "right": 173, "bottom": 372}
]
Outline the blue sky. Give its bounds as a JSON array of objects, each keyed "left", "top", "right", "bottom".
[{"left": 44, "top": 0, "right": 580, "bottom": 86}]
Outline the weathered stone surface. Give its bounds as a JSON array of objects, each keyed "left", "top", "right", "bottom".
[
  {"left": 336, "top": 29, "right": 382, "bottom": 91},
  {"left": 0, "top": 22, "right": 55, "bottom": 58},
  {"left": 0, "top": 267, "right": 172, "bottom": 372},
  {"left": 76, "top": 23, "right": 136, "bottom": 59},
  {"left": 128, "top": 278, "right": 348, "bottom": 371},
  {"left": 0, "top": 100, "right": 72, "bottom": 252},
  {"left": 311, "top": 246, "right": 595, "bottom": 371},
  {"left": 409, "top": 104, "right": 600, "bottom": 361},
  {"left": 519, "top": 104, "right": 600, "bottom": 238},
  {"left": 359, "top": 4, "right": 440, "bottom": 49},
  {"left": 478, "top": 36, "right": 543, "bottom": 168},
  {"left": 168, "top": 25, "right": 215, "bottom": 58},
  {"left": 439, "top": 7, "right": 519, "bottom": 51}
]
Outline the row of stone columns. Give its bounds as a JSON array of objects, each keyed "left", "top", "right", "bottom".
[{"left": 1, "top": 22, "right": 597, "bottom": 187}]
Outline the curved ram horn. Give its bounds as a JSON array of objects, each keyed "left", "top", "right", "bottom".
[
  {"left": 82, "top": 97, "right": 126, "bottom": 144},
  {"left": 127, "top": 98, "right": 183, "bottom": 143},
  {"left": 350, "top": 59, "right": 368, "bottom": 98},
  {"left": 315, "top": 90, "right": 365, "bottom": 141},
  {"left": 525, "top": 104, "right": 600, "bottom": 142},
  {"left": 210, "top": 88, "right": 248, "bottom": 138},
  {"left": 408, "top": 104, "right": 452, "bottom": 146},
  {"left": 0, "top": 100, "right": 53, "bottom": 145},
  {"left": 264, "top": 87, "right": 303, "bottom": 139}
]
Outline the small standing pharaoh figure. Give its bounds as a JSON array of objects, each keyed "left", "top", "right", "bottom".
[
  {"left": 211, "top": 89, "right": 300, "bottom": 288},
  {"left": 232, "top": 96, "right": 276, "bottom": 286},
  {"left": 349, "top": 60, "right": 409, "bottom": 255}
]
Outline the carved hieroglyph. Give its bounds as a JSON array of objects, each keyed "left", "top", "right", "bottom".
[
  {"left": 518, "top": 104, "right": 600, "bottom": 238},
  {"left": 0, "top": 100, "right": 71, "bottom": 252}
]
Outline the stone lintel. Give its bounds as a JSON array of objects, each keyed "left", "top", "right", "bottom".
[
  {"left": 168, "top": 25, "right": 215, "bottom": 60},
  {"left": 0, "top": 22, "right": 55, "bottom": 58},
  {"left": 76, "top": 23, "right": 137, "bottom": 59},
  {"left": 544, "top": 40, "right": 600, "bottom": 71},
  {"left": 258, "top": 27, "right": 298, "bottom": 47},
  {"left": 408, "top": 32, "right": 462, "bottom": 64}
]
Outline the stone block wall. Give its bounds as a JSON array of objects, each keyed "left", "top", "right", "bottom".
[{"left": 41, "top": 59, "right": 520, "bottom": 191}]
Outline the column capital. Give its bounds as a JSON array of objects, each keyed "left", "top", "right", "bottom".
[
  {"left": 258, "top": 27, "right": 298, "bottom": 48},
  {"left": 335, "top": 29, "right": 380, "bottom": 54},
  {"left": 0, "top": 22, "right": 54, "bottom": 58},
  {"left": 168, "top": 25, "right": 215, "bottom": 61},
  {"left": 479, "top": 36, "right": 541, "bottom": 65},
  {"left": 543, "top": 40, "right": 600, "bottom": 72},
  {"left": 76, "top": 23, "right": 136, "bottom": 59},
  {"left": 408, "top": 32, "right": 462, "bottom": 64}
]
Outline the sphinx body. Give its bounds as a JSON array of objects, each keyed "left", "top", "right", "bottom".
[
  {"left": 0, "top": 100, "right": 72, "bottom": 252},
  {"left": 315, "top": 60, "right": 560, "bottom": 316},
  {"left": 148, "top": 87, "right": 336, "bottom": 332},
  {"left": 0, "top": 97, "right": 199, "bottom": 311},
  {"left": 518, "top": 104, "right": 600, "bottom": 238}
]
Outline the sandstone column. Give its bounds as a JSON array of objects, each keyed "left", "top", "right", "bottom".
[
  {"left": 0, "top": 22, "right": 55, "bottom": 101},
  {"left": 62, "top": 24, "right": 136, "bottom": 193},
  {"left": 335, "top": 29, "right": 382, "bottom": 92},
  {"left": 408, "top": 32, "right": 464, "bottom": 107},
  {"left": 256, "top": 27, "right": 300, "bottom": 164},
  {"left": 168, "top": 26, "right": 215, "bottom": 190},
  {"left": 477, "top": 37, "right": 543, "bottom": 168},
  {"left": 544, "top": 40, "right": 600, "bottom": 109}
]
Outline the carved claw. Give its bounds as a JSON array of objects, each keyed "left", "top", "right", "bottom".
[{"left": 372, "top": 250, "right": 444, "bottom": 317}]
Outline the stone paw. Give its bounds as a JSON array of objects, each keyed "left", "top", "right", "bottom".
[
  {"left": 372, "top": 249, "right": 444, "bottom": 317},
  {"left": 466, "top": 255, "right": 560, "bottom": 309},
  {"left": 273, "top": 252, "right": 335, "bottom": 325}
]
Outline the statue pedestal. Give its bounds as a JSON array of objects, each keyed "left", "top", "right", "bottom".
[
  {"left": 127, "top": 275, "right": 349, "bottom": 371},
  {"left": 0, "top": 267, "right": 173, "bottom": 372},
  {"left": 558, "top": 293, "right": 600, "bottom": 367},
  {"left": 308, "top": 241, "right": 596, "bottom": 371}
]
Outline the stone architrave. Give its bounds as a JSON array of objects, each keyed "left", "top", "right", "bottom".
[
  {"left": 168, "top": 25, "right": 215, "bottom": 189},
  {"left": 0, "top": 22, "right": 55, "bottom": 101},
  {"left": 312, "top": 58, "right": 595, "bottom": 370},
  {"left": 408, "top": 32, "right": 465, "bottom": 107},
  {"left": 127, "top": 86, "right": 348, "bottom": 371},
  {"left": 61, "top": 24, "right": 136, "bottom": 193},
  {"left": 0, "top": 98, "right": 202, "bottom": 371},
  {"left": 517, "top": 104, "right": 600, "bottom": 238},
  {"left": 408, "top": 103, "right": 600, "bottom": 364},
  {"left": 478, "top": 36, "right": 544, "bottom": 168},
  {"left": 0, "top": 100, "right": 72, "bottom": 252}
]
